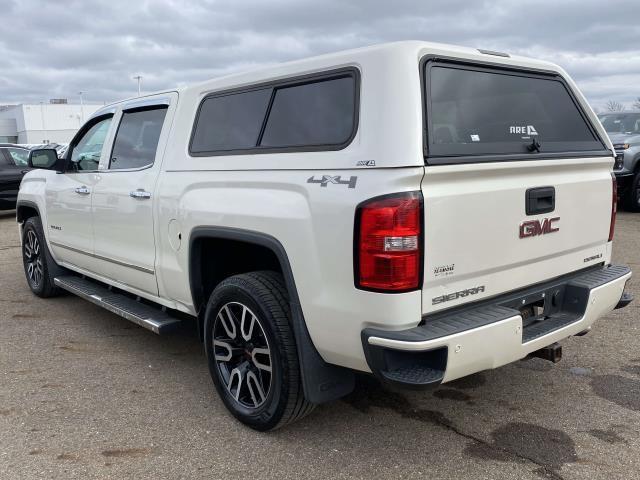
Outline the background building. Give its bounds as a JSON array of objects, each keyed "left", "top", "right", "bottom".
[{"left": 0, "top": 100, "right": 103, "bottom": 144}]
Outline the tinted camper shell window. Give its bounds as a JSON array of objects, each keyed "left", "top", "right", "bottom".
[
  {"left": 422, "top": 58, "right": 607, "bottom": 165},
  {"left": 189, "top": 68, "right": 359, "bottom": 156}
]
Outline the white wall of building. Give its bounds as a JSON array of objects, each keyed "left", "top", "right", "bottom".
[
  {"left": 0, "top": 103, "right": 103, "bottom": 144},
  {"left": 0, "top": 118, "right": 18, "bottom": 143}
]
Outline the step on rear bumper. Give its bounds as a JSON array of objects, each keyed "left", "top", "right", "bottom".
[{"left": 362, "top": 265, "right": 632, "bottom": 388}]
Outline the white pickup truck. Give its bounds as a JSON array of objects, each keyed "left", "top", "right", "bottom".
[{"left": 17, "top": 41, "right": 632, "bottom": 430}]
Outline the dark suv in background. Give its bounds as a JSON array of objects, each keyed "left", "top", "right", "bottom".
[
  {"left": 598, "top": 112, "right": 640, "bottom": 211},
  {"left": 0, "top": 144, "right": 30, "bottom": 210}
]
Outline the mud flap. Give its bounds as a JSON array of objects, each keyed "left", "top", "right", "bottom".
[{"left": 290, "top": 302, "right": 355, "bottom": 404}]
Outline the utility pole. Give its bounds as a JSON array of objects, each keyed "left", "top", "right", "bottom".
[
  {"left": 133, "top": 75, "right": 143, "bottom": 96},
  {"left": 78, "top": 91, "right": 85, "bottom": 123}
]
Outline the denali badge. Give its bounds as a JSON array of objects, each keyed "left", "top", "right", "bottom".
[
  {"left": 519, "top": 217, "right": 560, "bottom": 239},
  {"left": 432, "top": 286, "right": 485, "bottom": 305},
  {"left": 584, "top": 253, "right": 603, "bottom": 263},
  {"left": 356, "top": 160, "right": 376, "bottom": 167}
]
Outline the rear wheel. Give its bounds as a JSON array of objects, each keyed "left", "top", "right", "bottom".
[
  {"left": 204, "top": 271, "right": 314, "bottom": 431},
  {"left": 625, "top": 172, "right": 640, "bottom": 212},
  {"left": 21, "top": 217, "right": 64, "bottom": 297}
]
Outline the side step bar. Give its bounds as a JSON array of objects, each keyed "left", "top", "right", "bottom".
[{"left": 54, "top": 275, "right": 181, "bottom": 334}]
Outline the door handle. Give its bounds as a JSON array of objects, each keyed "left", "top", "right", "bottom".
[
  {"left": 74, "top": 186, "right": 90, "bottom": 195},
  {"left": 526, "top": 187, "right": 555, "bottom": 215},
  {"left": 130, "top": 189, "right": 152, "bottom": 199}
]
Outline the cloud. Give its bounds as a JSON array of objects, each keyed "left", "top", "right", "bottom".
[{"left": 0, "top": 0, "right": 639, "bottom": 109}]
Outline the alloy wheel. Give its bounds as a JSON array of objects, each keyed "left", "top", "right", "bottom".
[
  {"left": 212, "top": 302, "right": 273, "bottom": 409},
  {"left": 24, "top": 229, "right": 43, "bottom": 288}
]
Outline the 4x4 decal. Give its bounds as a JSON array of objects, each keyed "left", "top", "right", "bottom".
[{"left": 307, "top": 175, "right": 357, "bottom": 189}]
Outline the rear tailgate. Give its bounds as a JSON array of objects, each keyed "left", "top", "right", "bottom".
[
  {"left": 420, "top": 59, "right": 614, "bottom": 315},
  {"left": 422, "top": 157, "right": 613, "bottom": 314}
]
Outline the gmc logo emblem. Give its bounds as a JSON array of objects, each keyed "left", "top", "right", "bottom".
[{"left": 519, "top": 217, "right": 560, "bottom": 238}]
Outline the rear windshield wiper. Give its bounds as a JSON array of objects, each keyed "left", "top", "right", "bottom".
[{"left": 526, "top": 138, "right": 541, "bottom": 153}]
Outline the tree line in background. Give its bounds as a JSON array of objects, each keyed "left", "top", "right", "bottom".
[{"left": 604, "top": 98, "right": 640, "bottom": 112}]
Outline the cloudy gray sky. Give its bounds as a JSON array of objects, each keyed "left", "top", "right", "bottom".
[{"left": 1, "top": 0, "right": 639, "bottom": 110}]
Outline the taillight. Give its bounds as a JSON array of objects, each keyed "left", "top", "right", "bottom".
[
  {"left": 609, "top": 173, "right": 617, "bottom": 242},
  {"left": 355, "top": 192, "right": 423, "bottom": 292}
]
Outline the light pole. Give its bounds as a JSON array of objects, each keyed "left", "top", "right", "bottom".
[
  {"left": 39, "top": 101, "right": 48, "bottom": 144},
  {"left": 133, "top": 75, "right": 143, "bottom": 96},
  {"left": 78, "top": 91, "right": 85, "bottom": 123}
]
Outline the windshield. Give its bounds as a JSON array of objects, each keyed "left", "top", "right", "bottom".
[
  {"left": 425, "top": 63, "right": 605, "bottom": 160},
  {"left": 598, "top": 113, "right": 640, "bottom": 134}
]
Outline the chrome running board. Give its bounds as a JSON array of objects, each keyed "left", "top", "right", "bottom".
[{"left": 54, "top": 275, "right": 180, "bottom": 334}]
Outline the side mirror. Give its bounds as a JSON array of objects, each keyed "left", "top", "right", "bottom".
[{"left": 29, "top": 149, "right": 60, "bottom": 170}]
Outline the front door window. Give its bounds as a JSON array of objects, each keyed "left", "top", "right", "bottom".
[{"left": 68, "top": 117, "right": 113, "bottom": 172}]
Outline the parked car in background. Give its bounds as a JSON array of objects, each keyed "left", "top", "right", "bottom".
[
  {"left": 598, "top": 112, "right": 640, "bottom": 211},
  {"left": 0, "top": 144, "right": 30, "bottom": 210}
]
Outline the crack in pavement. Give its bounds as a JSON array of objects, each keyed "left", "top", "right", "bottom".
[
  {"left": 343, "top": 376, "right": 569, "bottom": 480},
  {"left": 436, "top": 417, "right": 567, "bottom": 480}
]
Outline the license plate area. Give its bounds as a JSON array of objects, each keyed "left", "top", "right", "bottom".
[{"left": 499, "top": 285, "right": 567, "bottom": 329}]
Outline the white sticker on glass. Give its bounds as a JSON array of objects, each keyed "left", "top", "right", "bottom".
[{"left": 509, "top": 125, "right": 538, "bottom": 135}]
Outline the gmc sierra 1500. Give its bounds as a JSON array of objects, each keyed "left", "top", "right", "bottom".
[{"left": 18, "top": 41, "right": 632, "bottom": 430}]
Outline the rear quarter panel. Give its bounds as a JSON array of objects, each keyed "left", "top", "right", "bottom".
[{"left": 155, "top": 167, "right": 424, "bottom": 372}]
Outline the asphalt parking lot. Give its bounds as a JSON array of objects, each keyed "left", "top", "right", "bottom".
[{"left": 0, "top": 211, "right": 638, "bottom": 480}]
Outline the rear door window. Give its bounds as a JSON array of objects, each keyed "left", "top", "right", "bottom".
[
  {"left": 109, "top": 107, "right": 168, "bottom": 170},
  {"left": 425, "top": 63, "right": 605, "bottom": 161}
]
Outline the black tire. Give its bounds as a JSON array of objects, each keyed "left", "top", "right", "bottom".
[
  {"left": 624, "top": 172, "right": 640, "bottom": 212},
  {"left": 21, "top": 216, "right": 64, "bottom": 298},
  {"left": 204, "top": 271, "right": 314, "bottom": 431}
]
